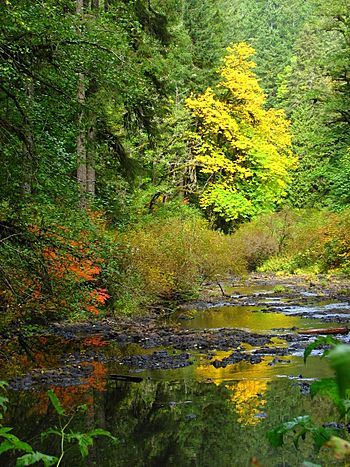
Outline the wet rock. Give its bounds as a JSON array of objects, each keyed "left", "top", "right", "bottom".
[
  {"left": 9, "top": 363, "right": 96, "bottom": 390},
  {"left": 121, "top": 350, "right": 193, "bottom": 370},
  {"left": 267, "top": 357, "right": 291, "bottom": 366},
  {"left": 323, "top": 421, "right": 345, "bottom": 430},
  {"left": 255, "top": 412, "right": 267, "bottom": 419},
  {"left": 185, "top": 413, "right": 197, "bottom": 420},
  {"left": 211, "top": 351, "right": 262, "bottom": 368},
  {"left": 298, "top": 382, "right": 311, "bottom": 395}
]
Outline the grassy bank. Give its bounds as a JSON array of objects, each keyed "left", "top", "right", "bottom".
[
  {"left": 1, "top": 202, "right": 349, "bottom": 331},
  {"left": 0, "top": 203, "right": 245, "bottom": 330}
]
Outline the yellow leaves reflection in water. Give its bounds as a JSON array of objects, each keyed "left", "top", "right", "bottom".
[
  {"left": 196, "top": 353, "right": 278, "bottom": 426},
  {"left": 226, "top": 379, "right": 267, "bottom": 426}
]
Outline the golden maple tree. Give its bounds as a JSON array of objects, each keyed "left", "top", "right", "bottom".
[{"left": 186, "top": 42, "right": 297, "bottom": 225}]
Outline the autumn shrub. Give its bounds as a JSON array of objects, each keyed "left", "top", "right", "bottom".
[
  {"left": 230, "top": 208, "right": 299, "bottom": 271},
  {"left": 255, "top": 208, "right": 350, "bottom": 275},
  {"left": 0, "top": 203, "right": 112, "bottom": 328},
  {"left": 120, "top": 217, "right": 245, "bottom": 303},
  {"left": 269, "top": 209, "right": 350, "bottom": 274},
  {"left": 320, "top": 209, "right": 350, "bottom": 274},
  {"left": 257, "top": 209, "right": 331, "bottom": 273}
]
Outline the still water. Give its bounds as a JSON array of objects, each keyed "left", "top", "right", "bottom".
[
  {"left": 178, "top": 305, "right": 336, "bottom": 333},
  {"left": 3, "top": 375, "right": 340, "bottom": 466},
  {"left": 1, "top": 287, "right": 349, "bottom": 466}
]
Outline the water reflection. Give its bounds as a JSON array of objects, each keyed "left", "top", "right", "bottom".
[
  {"left": 195, "top": 354, "right": 333, "bottom": 382},
  {"left": 180, "top": 305, "right": 336, "bottom": 332},
  {"left": 2, "top": 377, "right": 340, "bottom": 467},
  {"left": 227, "top": 380, "right": 267, "bottom": 425},
  {"left": 195, "top": 354, "right": 269, "bottom": 426}
]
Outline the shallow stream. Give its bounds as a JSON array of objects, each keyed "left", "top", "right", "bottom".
[{"left": 1, "top": 276, "right": 350, "bottom": 466}]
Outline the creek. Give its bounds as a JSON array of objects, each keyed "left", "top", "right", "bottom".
[{"left": 1, "top": 274, "right": 349, "bottom": 466}]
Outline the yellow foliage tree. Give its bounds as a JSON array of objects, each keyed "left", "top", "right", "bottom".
[{"left": 186, "top": 42, "right": 296, "bottom": 226}]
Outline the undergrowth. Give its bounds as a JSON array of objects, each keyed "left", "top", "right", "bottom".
[
  {"left": 0, "top": 201, "right": 246, "bottom": 326},
  {"left": 231, "top": 208, "right": 350, "bottom": 276}
]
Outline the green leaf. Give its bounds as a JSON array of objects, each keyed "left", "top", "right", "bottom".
[
  {"left": 0, "top": 381, "right": 8, "bottom": 391},
  {"left": 16, "top": 452, "right": 58, "bottom": 467},
  {"left": 47, "top": 389, "right": 65, "bottom": 416},
  {"left": 304, "top": 336, "right": 340, "bottom": 363},
  {"left": 310, "top": 378, "right": 339, "bottom": 400},
  {"left": 311, "top": 426, "right": 332, "bottom": 450},
  {"left": 66, "top": 433, "right": 93, "bottom": 458},
  {"left": 0, "top": 395, "right": 8, "bottom": 411},
  {"left": 40, "top": 428, "right": 61, "bottom": 440},
  {"left": 0, "top": 395, "right": 9, "bottom": 419},
  {"left": 0, "top": 432, "right": 33, "bottom": 453},
  {"left": 66, "top": 428, "right": 116, "bottom": 458},
  {"left": 328, "top": 345, "right": 350, "bottom": 398},
  {"left": 302, "top": 462, "right": 322, "bottom": 467},
  {"left": 293, "top": 428, "right": 308, "bottom": 449},
  {"left": 340, "top": 399, "right": 350, "bottom": 416},
  {"left": 0, "top": 439, "right": 17, "bottom": 455},
  {"left": 267, "top": 428, "right": 284, "bottom": 448},
  {"left": 267, "top": 416, "right": 313, "bottom": 448},
  {"left": 76, "top": 404, "right": 88, "bottom": 413},
  {"left": 87, "top": 428, "right": 117, "bottom": 441}
]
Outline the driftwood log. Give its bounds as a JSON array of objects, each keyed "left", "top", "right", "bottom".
[
  {"left": 298, "top": 327, "right": 349, "bottom": 335},
  {"left": 109, "top": 375, "right": 143, "bottom": 383}
]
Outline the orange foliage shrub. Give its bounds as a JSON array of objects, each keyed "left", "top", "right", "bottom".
[{"left": 20, "top": 225, "right": 110, "bottom": 318}]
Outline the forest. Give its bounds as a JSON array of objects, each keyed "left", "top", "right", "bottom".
[
  {"left": 0, "top": 0, "right": 349, "bottom": 324},
  {"left": 1, "top": 1, "right": 350, "bottom": 465}
]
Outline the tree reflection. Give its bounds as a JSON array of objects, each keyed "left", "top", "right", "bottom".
[{"left": 2, "top": 377, "right": 339, "bottom": 467}]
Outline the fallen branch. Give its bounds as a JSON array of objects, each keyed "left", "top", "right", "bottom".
[
  {"left": 109, "top": 375, "right": 143, "bottom": 383},
  {"left": 217, "top": 282, "right": 231, "bottom": 298},
  {"left": 298, "top": 327, "right": 349, "bottom": 335}
]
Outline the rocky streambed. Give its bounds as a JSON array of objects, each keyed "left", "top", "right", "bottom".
[
  {"left": 1, "top": 273, "right": 350, "bottom": 390},
  {"left": 1, "top": 273, "right": 350, "bottom": 467}
]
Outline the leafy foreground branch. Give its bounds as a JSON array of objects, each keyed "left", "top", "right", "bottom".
[
  {"left": 0, "top": 383, "right": 116, "bottom": 466},
  {"left": 268, "top": 339, "right": 350, "bottom": 466}
]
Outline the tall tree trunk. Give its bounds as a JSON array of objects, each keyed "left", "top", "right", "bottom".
[
  {"left": 22, "top": 79, "right": 35, "bottom": 195},
  {"left": 86, "top": 122, "right": 96, "bottom": 196},
  {"left": 76, "top": 0, "right": 99, "bottom": 205},
  {"left": 76, "top": 73, "right": 87, "bottom": 204},
  {"left": 76, "top": 0, "right": 88, "bottom": 207},
  {"left": 76, "top": 0, "right": 83, "bottom": 14}
]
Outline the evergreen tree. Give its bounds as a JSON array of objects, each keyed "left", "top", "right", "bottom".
[{"left": 222, "top": 0, "right": 318, "bottom": 105}]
